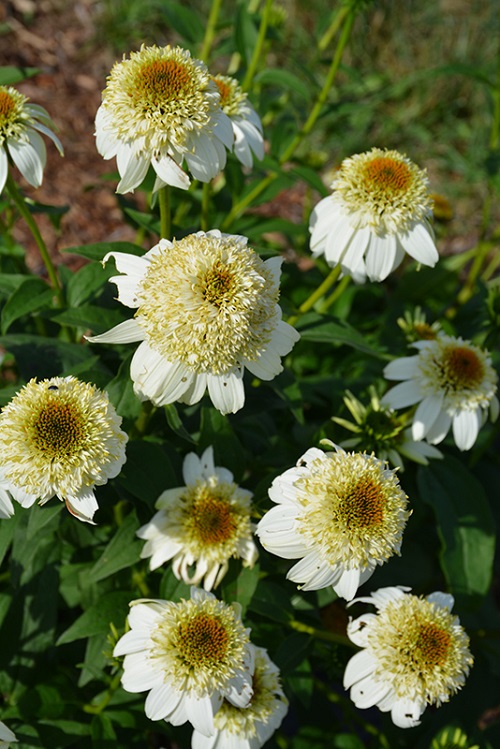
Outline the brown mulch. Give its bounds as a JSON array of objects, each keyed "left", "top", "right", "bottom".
[{"left": 0, "top": 0, "right": 136, "bottom": 274}]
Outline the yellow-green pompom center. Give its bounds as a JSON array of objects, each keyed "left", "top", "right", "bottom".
[
  {"left": 33, "top": 400, "right": 86, "bottom": 460},
  {"left": 176, "top": 613, "right": 229, "bottom": 667}
]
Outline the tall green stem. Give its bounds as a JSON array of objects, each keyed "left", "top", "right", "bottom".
[
  {"left": 199, "top": 0, "right": 223, "bottom": 62},
  {"left": 241, "top": 0, "right": 273, "bottom": 91},
  {"left": 201, "top": 182, "right": 211, "bottom": 232},
  {"left": 222, "top": 8, "right": 356, "bottom": 229},
  {"left": 5, "top": 171, "right": 64, "bottom": 307},
  {"left": 158, "top": 185, "right": 171, "bottom": 239},
  {"left": 287, "top": 266, "right": 341, "bottom": 326},
  {"left": 319, "top": 274, "right": 351, "bottom": 313}
]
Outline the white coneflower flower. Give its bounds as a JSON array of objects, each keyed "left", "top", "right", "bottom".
[
  {"left": 95, "top": 44, "right": 233, "bottom": 193},
  {"left": 344, "top": 586, "right": 473, "bottom": 728},
  {"left": 0, "top": 722, "right": 16, "bottom": 747},
  {"left": 212, "top": 74, "right": 264, "bottom": 169},
  {"left": 256, "top": 442, "right": 410, "bottom": 601},
  {"left": 192, "top": 644, "right": 288, "bottom": 749},
  {"left": 309, "top": 148, "right": 438, "bottom": 283},
  {"left": 382, "top": 335, "right": 499, "bottom": 451},
  {"left": 114, "top": 587, "right": 254, "bottom": 737},
  {"left": 87, "top": 230, "right": 299, "bottom": 415},
  {"left": 0, "top": 376, "right": 128, "bottom": 523},
  {"left": 137, "top": 446, "right": 258, "bottom": 591},
  {"left": 0, "top": 85, "right": 63, "bottom": 193}
]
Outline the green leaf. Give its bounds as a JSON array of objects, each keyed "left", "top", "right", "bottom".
[
  {"left": 26, "top": 503, "right": 62, "bottom": 540},
  {"left": 117, "top": 440, "right": 177, "bottom": 505},
  {"left": 234, "top": 4, "right": 259, "bottom": 65},
  {"left": 200, "top": 407, "right": 246, "bottom": 481},
  {"left": 159, "top": 566, "right": 191, "bottom": 602},
  {"left": 417, "top": 456, "right": 496, "bottom": 603},
  {"left": 290, "top": 164, "right": 330, "bottom": 195},
  {"left": 1, "top": 277, "right": 54, "bottom": 334},
  {"left": 163, "top": 403, "right": 196, "bottom": 444},
  {"left": 50, "top": 305, "right": 124, "bottom": 332},
  {"left": 0, "top": 273, "right": 30, "bottom": 297},
  {"left": 297, "top": 313, "right": 387, "bottom": 358},
  {"left": 66, "top": 262, "right": 115, "bottom": 307},
  {"left": 0, "top": 334, "right": 96, "bottom": 379},
  {"left": 248, "top": 580, "right": 294, "bottom": 623},
  {"left": 61, "top": 241, "right": 144, "bottom": 262},
  {"left": 159, "top": 2, "right": 205, "bottom": 42},
  {"left": 106, "top": 354, "right": 142, "bottom": 420},
  {"left": 273, "top": 632, "right": 311, "bottom": 676},
  {"left": 0, "top": 66, "right": 39, "bottom": 85},
  {"left": 220, "top": 562, "right": 260, "bottom": 616},
  {"left": 91, "top": 713, "right": 117, "bottom": 743},
  {"left": 255, "top": 68, "right": 310, "bottom": 100},
  {"left": 87, "top": 512, "right": 142, "bottom": 584},
  {"left": 56, "top": 591, "right": 132, "bottom": 645}
]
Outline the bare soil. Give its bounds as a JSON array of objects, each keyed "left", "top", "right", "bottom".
[{"left": 0, "top": 0, "right": 136, "bottom": 274}]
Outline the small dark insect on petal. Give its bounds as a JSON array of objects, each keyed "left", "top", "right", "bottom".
[{"left": 48, "top": 385, "right": 59, "bottom": 390}]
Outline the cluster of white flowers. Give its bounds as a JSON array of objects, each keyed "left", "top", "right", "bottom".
[
  {"left": 114, "top": 587, "right": 288, "bottom": 748},
  {"left": 2, "top": 37, "right": 494, "bottom": 748},
  {"left": 95, "top": 44, "right": 265, "bottom": 193}
]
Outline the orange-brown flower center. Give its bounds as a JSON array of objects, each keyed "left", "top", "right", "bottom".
[
  {"left": 192, "top": 493, "right": 238, "bottom": 544},
  {"left": 135, "top": 60, "right": 191, "bottom": 103},
  {"left": 176, "top": 613, "right": 229, "bottom": 666},
  {"left": 33, "top": 401, "right": 85, "bottom": 458},
  {"left": 214, "top": 78, "right": 232, "bottom": 108},
  {"left": 0, "top": 90, "right": 16, "bottom": 124},
  {"left": 362, "top": 156, "right": 412, "bottom": 194},
  {"left": 201, "top": 262, "right": 235, "bottom": 308},
  {"left": 415, "top": 622, "right": 451, "bottom": 667},
  {"left": 339, "top": 477, "right": 385, "bottom": 528},
  {"left": 442, "top": 346, "right": 484, "bottom": 390}
]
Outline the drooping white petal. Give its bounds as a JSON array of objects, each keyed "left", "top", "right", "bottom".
[
  {"left": 391, "top": 697, "right": 425, "bottom": 728},
  {"left": 145, "top": 682, "right": 184, "bottom": 721},
  {"left": 116, "top": 147, "right": 150, "bottom": 194},
  {"left": 207, "top": 369, "right": 245, "bottom": 415},
  {"left": 350, "top": 675, "right": 392, "bottom": 710},
  {"left": 120, "top": 653, "right": 163, "bottom": 692},
  {"left": 452, "top": 408, "right": 481, "bottom": 451},
  {"left": 65, "top": 488, "right": 98, "bottom": 524},
  {"left": 399, "top": 222, "right": 438, "bottom": 267},
  {"left": 0, "top": 148, "right": 9, "bottom": 193},
  {"left": 184, "top": 692, "right": 218, "bottom": 737},
  {"left": 424, "top": 409, "right": 452, "bottom": 444},
  {"left": 8, "top": 129, "right": 46, "bottom": 187},
  {"left": 152, "top": 153, "right": 190, "bottom": 191},
  {"left": 343, "top": 649, "right": 378, "bottom": 689},
  {"left": 412, "top": 393, "right": 444, "bottom": 440},
  {"left": 334, "top": 567, "right": 367, "bottom": 601},
  {"left": 365, "top": 233, "right": 397, "bottom": 281},
  {"left": 130, "top": 344, "right": 193, "bottom": 405}
]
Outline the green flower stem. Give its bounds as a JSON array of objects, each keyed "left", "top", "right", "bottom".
[
  {"left": 287, "top": 265, "right": 341, "bottom": 326},
  {"left": 201, "top": 181, "right": 211, "bottom": 231},
  {"left": 83, "top": 672, "right": 122, "bottom": 715},
  {"left": 5, "top": 171, "right": 64, "bottom": 308},
  {"left": 222, "top": 8, "right": 356, "bottom": 229},
  {"left": 158, "top": 185, "right": 171, "bottom": 240},
  {"left": 318, "top": 5, "right": 350, "bottom": 53},
  {"left": 131, "top": 400, "right": 157, "bottom": 439},
  {"left": 288, "top": 617, "right": 353, "bottom": 647},
  {"left": 241, "top": 0, "right": 274, "bottom": 91},
  {"left": 318, "top": 274, "right": 351, "bottom": 314},
  {"left": 199, "top": 0, "right": 223, "bottom": 62}
]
